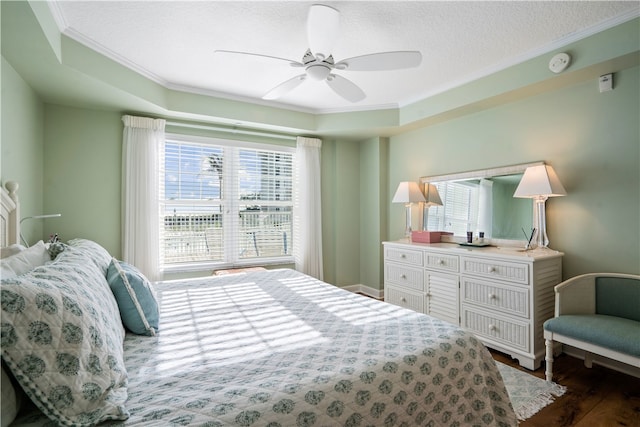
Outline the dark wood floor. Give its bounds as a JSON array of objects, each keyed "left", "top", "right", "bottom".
[{"left": 491, "top": 350, "right": 640, "bottom": 427}]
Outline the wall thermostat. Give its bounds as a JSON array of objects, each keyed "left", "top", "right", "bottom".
[
  {"left": 549, "top": 53, "right": 571, "bottom": 74},
  {"left": 599, "top": 74, "right": 613, "bottom": 92}
]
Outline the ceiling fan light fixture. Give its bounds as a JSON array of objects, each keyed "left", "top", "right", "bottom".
[
  {"left": 219, "top": 4, "right": 421, "bottom": 102},
  {"left": 306, "top": 64, "right": 332, "bottom": 81}
]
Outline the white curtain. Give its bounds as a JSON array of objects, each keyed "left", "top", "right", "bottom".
[
  {"left": 121, "top": 115, "right": 165, "bottom": 281},
  {"left": 477, "top": 178, "right": 493, "bottom": 237},
  {"left": 294, "top": 136, "right": 323, "bottom": 279}
]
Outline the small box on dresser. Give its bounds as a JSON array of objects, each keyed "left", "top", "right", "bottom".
[
  {"left": 411, "top": 231, "right": 453, "bottom": 243},
  {"left": 383, "top": 239, "right": 563, "bottom": 370}
]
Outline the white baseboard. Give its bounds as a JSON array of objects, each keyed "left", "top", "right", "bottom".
[
  {"left": 342, "top": 284, "right": 384, "bottom": 300},
  {"left": 562, "top": 344, "right": 640, "bottom": 379}
]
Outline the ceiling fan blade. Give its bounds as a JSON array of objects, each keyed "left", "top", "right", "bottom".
[
  {"left": 214, "top": 50, "right": 303, "bottom": 67},
  {"left": 325, "top": 74, "right": 365, "bottom": 103},
  {"left": 307, "top": 4, "right": 340, "bottom": 57},
  {"left": 336, "top": 51, "right": 422, "bottom": 71},
  {"left": 262, "top": 74, "right": 307, "bottom": 100}
]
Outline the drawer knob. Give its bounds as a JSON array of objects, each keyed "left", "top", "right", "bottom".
[
  {"left": 401, "top": 254, "right": 406, "bottom": 258},
  {"left": 426, "top": 292, "right": 432, "bottom": 297},
  {"left": 488, "top": 293, "right": 496, "bottom": 300},
  {"left": 489, "top": 324, "right": 497, "bottom": 331},
  {"left": 400, "top": 274, "right": 407, "bottom": 279},
  {"left": 401, "top": 297, "right": 407, "bottom": 302},
  {"left": 488, "top": 266, "right": 497, "bottom": 273},
  {"left": 438, "top": 259, "right": 445, "bottom": 265}
]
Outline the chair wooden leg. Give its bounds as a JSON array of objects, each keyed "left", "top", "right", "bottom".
[{"left": 545, "top": 338, "right": 554, "bottom": 382}]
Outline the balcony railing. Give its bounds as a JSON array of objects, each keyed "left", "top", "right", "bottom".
[{"left": 163, "top": 210, "right": 292, "bottom": 264}]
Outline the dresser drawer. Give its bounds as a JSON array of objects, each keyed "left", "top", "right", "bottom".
[
  {"left": 424, "top": 251, "right": 459, "bottom": 273},
  {"left": 461, "top": 257, "right": 529, "bottom": 285},
  {"left": 385, "top": 246, "right": 423, "bottom": 266},
  {"left": 385, "top": 263, "right": 424, "bottom": 291},
  {"left": 385, "top": 285, "right": 425, "bottom": 312},
  {"left": 462, "top": 278, "right": 529, "bottom": 319},
  {"left": 462, "top": 306, "right": 529, "bottom": 352}
]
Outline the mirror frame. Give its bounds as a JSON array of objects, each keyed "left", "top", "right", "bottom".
[
  {"left": 420, "top": 161, "right": 544, "bottom": 185},
  {"left": 419, "top": 161, "right": 544, "bottom": 246}
]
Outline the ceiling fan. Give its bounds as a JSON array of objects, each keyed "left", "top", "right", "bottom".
[{"left": 214, "top": 4, "right": 422, "bottom": 103}]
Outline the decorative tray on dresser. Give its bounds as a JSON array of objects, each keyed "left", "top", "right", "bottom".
[{"left": 383, "top": 239, "right": 563, "bottom": 370}]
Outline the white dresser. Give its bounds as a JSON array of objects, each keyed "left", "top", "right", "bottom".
[{"left": 383, "top": 240, "right": 563, "bottom": 370}]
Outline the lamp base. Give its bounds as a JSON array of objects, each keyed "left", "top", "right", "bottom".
[
  {"left": 534, "top": 198, "right": 550, "bottom": 248},
  {"left": 404, "top": 204, "right": 412, "bottom": 238}
]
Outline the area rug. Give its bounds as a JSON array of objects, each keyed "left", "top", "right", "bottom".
[{"left": 496, "top": 361, "right": 567, "bottom": 421}]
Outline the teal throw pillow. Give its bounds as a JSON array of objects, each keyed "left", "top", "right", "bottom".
[{"left": 107, "top": 258, "right": 159, "bottom": 336}]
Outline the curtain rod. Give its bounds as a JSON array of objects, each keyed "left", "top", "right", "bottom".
[{"left": 165, "top": 121, "right": 298, "bottom": 141}]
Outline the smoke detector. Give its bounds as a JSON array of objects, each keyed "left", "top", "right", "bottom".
[{"left": 549, "top": 53, "right": 571, "bottom": 74}]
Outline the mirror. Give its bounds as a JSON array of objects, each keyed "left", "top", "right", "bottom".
[{"left": 420, "top": 162, "right": 543, "bottom": 241}]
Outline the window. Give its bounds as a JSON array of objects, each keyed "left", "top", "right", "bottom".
[
  {"left": 425, "top": 181, "right": 479, "bottom": 235},
  {"left": 161, "top": 134, "right": 295, "bottom": 269}
]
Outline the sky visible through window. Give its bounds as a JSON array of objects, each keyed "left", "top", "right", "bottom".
[
  {"left": 164, "top": 141, "right": 292, "bottom": 214},
  {"left": 165, "top": 142, "right": 263, "bottom": 201}
]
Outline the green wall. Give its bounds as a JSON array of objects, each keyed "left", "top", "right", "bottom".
[
  {"left": 321, "top": 138, "right": 362, "bottom": 286},
  {"left": 1, "top": 57, "right": 44, "bottom": 245},
  {"left": 43, "top": 105, "right": 122, "bottom": 257},
  {"left": 359, "top": 137, "right": 389, "bottom": 292},
  {"left": 388, "top": 66, "right": 640, "bottom": 278}
]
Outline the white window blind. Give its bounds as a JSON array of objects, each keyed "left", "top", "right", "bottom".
[
  {"left": 160, "top": 135, "right": 294, "bottom": 268},
  {"left": 426, "top": 181, "right": 479, "bottom": 235}
]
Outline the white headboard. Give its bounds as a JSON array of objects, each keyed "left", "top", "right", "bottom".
[{"left": 1, "top": 181, "right": 20, "bottom": 247}]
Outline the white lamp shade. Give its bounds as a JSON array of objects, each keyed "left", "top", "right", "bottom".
[
  {"left": 513, "top": 165, "right": 566, "bottom": 198},
  {"left": 422, "top": 183, "right": 443, "bottom": 207},
  {"left": 392, "top": 181, "right": 426, "bottom": 204}
]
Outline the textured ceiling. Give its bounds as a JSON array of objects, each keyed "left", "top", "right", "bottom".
[{"left": 50, "top": 1, "right": 639, "bottom": 113}]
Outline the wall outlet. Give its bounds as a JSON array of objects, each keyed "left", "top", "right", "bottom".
[{"left": 599, "top": 74, "right": 613, "bottom": 92}]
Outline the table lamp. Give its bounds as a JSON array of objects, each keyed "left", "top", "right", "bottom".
[
  {"left": 513, "top": 165, "right": 566, "bottom": 248},
  {"left": 392, "top": 181, "right": 425, "bottom": 238}
]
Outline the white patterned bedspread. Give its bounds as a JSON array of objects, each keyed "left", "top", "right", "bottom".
[{"left": 13, "top": 269, "right": 517, "bottom": 427}]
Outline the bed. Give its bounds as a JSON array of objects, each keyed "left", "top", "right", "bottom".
[{"left": 1, "top": 182, "right": 518, "bottom": 427}]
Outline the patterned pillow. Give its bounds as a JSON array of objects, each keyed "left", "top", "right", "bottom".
[
  {"left": 107, "top": 258, "right": 159, "bottom": 336},
  {"left": 0, "top": 245, "right": 129, "bottom": 426},
  {"left": 66, "top": 239, "right": 112, "bottom": 275}
]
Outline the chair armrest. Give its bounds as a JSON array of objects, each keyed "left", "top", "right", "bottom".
[{"left": 554, "top": 274, "right": 597, "bottom": 316}]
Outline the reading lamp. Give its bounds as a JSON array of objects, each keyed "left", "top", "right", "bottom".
[
  {"left": 392, "top": 181, "right": 425, "bottom": 238},
  {"left": 421, "top": 183, "right": 443, "bottom": 231},
  {"left": 20, "top": 214, "right": 62, "bottom": 246},
  {"left": 513, "top": 165, "right": 566, "bottom": 248}
]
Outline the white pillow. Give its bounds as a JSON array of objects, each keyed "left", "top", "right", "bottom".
[
  {"left": 0, "top": 243, "right": 26, "bottom": 259},
  {"left": 0, "top": 240, "right": 50, "bottom": 277}
]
